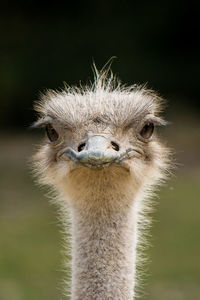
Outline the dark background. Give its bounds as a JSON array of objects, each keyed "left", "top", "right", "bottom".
[
  {"left": 0, "top": 1, "right": 200, "bottom": 300},
  {"left": 0, "top": 0, "right": 199, "bottom": 129}
]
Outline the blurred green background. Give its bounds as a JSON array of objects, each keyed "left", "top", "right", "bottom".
[{"left": 0, "top": 1, "right": 199, "bottom": 299}]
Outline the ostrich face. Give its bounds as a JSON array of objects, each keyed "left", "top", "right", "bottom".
[{"left": 33, "top": 78, "right": 168, "bottom": 191}]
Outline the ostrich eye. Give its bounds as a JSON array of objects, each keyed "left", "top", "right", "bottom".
[
  {"left": 140, "top": 122, "right": 154, "bottom": 139},
  {"left": 45, "top": 124, "right": 59, "bottom": 142}
]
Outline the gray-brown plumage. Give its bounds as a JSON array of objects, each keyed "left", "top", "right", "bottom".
[{"left": 33, "top": 68, "right": 170, "bottom": 299}]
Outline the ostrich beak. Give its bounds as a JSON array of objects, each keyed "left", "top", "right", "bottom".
[{"left": 59, "top": 135, "right": 135, "bottom": 169}]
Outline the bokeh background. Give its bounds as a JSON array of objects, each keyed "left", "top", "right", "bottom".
[{"left": 0, "top": 1, "right": 199, "bottom": 299}]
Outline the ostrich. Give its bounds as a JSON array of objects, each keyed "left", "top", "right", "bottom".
[{"left": 33, "top": 67, "right": 170, "bottom": 300}]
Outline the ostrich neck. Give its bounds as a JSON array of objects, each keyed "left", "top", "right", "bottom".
[{"left": 70, "top": 188, "right": 138, "bottom": 300}]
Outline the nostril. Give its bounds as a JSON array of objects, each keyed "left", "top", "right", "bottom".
[
  {"left": 78, "top": 143, "right": 86, "bottom": 152},
  {"left": 111, "top": 141, "right": 120, "bottom": 151}
]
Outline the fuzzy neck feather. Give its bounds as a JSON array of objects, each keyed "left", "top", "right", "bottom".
[
  {"left": 71, "top": 203, "right": 137, "bottom": 300},
  {"left": 62, "top": 168, "right": 141, "bottom": 300}
]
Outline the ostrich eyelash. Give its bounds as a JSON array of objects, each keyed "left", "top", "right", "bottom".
[
  {"left": 143, "top": 116, "right": 168, "bottom": 127},
  {"left": 31, "top": 116, "right": 55, "bottom": 129},
  {"left": 31, "top": 116, "right": 73, "bottom": 130},
  {"left": 124, "top": 116, "right": 167, "bottom": 132}
]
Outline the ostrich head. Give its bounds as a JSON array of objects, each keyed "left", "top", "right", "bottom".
[{"left": 33, "top": 70, "right": 168, "bottom": 202}]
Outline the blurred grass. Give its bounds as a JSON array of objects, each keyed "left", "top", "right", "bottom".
[
  {"left": 147, "top": 174, "right": 200, "bottom": 300},
  {"left": 0, "top": 133, "right": 61, "bottom": 300},
  {"left": 0, "top": 132, "right": 200, "bottom": 300}
]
